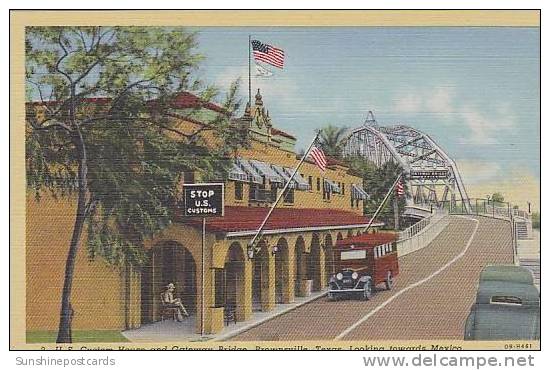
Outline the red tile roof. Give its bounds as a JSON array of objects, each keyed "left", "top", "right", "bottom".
[
  {"left": 326, "top": 156, "right": 349, "bottom": 168},
  {"left": 336, "top": 232, "right": 397, "bottom": 249},
  {"left": 27, "top": 97, "right": 113, "bottom": 106},
  {"left": 27, "top": 92, "right": 226, "bottom": 114},
  {"left": 170, "top": 92, "right": 226, "bottom": 113},
  {"left": 271, "top": 128, "right": 296, "bottom": 140},
  {"left": 182, "top": 206, "right": 376, "bottom": 234}
]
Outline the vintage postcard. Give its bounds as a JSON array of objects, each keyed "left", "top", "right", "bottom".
[{"left": 10, "top": 10, "right": 540, "bottom": 350}]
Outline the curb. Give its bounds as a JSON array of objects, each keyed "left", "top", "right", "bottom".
[{"left": 211, "top": 291, "right": 328, "bottom": 342}]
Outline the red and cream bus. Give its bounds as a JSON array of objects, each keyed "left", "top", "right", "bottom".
[{"left": 328, "top": 232, "right": 399, "bottom": 300}]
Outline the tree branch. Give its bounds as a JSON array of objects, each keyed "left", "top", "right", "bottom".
[
  {"left": 73, "top": 29, "right": 89, "bottom": 53},
  {"left": 26, "top": 79, "right": 53, "bottom": 113},
  {"left": 146, "top": 117, "right": 214, "bottom": 139},
  {"left": 55, "top": 32, "right": 73, "bottom": 85},
  {"left": 28, "top": 119, "right": 72, "bottom": 132}
]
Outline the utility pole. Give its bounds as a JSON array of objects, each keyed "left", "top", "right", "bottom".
[
  {"left": 248, "top": 35, "right": 252, "bottom": 107},
  {"left": 393, "top": 196, "right": 400, "bottom": 230}
]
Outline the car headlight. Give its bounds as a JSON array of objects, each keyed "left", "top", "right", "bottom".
[
  {"left": 336, "top": 273, "right": 343, "bottom": 280},
  {"left": 352, "top": 272, "right": 359, "bottom": 280}
]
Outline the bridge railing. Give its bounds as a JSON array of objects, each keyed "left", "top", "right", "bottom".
[
  {"left": 439, "top": 198, "right": 529, "bottom": 221},
  {"left": 397, "top": 209, "right": 449, "bottom": 256}
]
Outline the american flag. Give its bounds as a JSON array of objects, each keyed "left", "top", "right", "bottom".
[
  {"left": 251, "top": 40, "right": 284, "bottom": 69},
  {"left": 308, "top": 146, "right": 327, "bottom": 172},
  {"left": 396, "top": 179, "right": 405, "bottom": 197}
]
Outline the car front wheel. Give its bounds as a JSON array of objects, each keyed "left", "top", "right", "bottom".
[{"left": 363, "top": 279, "right": 373, "bottom": 300}]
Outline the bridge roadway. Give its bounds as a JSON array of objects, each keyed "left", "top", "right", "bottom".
[{"left": 229, "top": 216, "right": 514, "bottom": 341}]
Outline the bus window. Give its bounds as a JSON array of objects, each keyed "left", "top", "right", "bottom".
[{"left": 341, "top": 249, "right": 367, "bottom": 260}]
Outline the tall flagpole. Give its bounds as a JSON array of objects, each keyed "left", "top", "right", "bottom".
[
  {"left": 248, "top": 131, "right": 321, "bottom": 254},
  {"left": 248, "top": 35, "right": 252, "bottom": 107},
  {"left": 362, "top": 174, "right": 403, "bottom": 234}
]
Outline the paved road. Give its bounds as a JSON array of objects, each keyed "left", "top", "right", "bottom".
[{"left": 230, "top": 216, "right": 514, "bottom": 341}]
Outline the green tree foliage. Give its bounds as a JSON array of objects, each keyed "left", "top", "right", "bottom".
[
  {"left": 25, "top": 26, "right": 247, "bottom": 342},
  {"left": 491, "top": 192, "right": 505, "bottom": 204},
  {"left": 346, "top": 156, "right": 406, "bottom": 229},
  {"left": 318, "top": 124, "right": 349, "bottom": 159}
]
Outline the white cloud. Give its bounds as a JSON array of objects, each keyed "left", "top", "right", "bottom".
[
  {"left": 458, "top": 105, "right": 516, "bottom": 145},
  {"left": 425, "top": 86, "right": 454, "bottom": 114},
  {"left": 393, "top": 86, "right": 455, "bottom": 114},
  {"left": 394, "top": 93, "right": 423, "bottom": 113},
  {"left": 392, "top": 86, "right": 517, "bottom": 144}
]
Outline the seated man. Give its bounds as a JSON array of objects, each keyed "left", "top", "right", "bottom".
[{"left": 162, "top": 283, "right": 189, "bottom": 321}]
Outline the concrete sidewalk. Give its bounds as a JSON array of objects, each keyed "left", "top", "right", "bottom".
[
  {"left": 518, "top": 229, "right": 540, "bottom": 288},
  {"left": 121, "top": 290, "right": 327, "bottom": 342}
]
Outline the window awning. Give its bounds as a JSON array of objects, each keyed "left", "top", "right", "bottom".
[
  {"left": 228, "top": 162, "right": 249, "bottom": 182},
  {"left": 236, "top": 158, "right": 263, "bottom": 184},
  {"left": 323, "top": 179, "right": 341, "bottom": 193},
  {"left": 284, "top": 167, "right": 310, "bottom": 191},
  {"left": 271, "top": 164, "right": 296, "bottom": 189},
  {"left": 351, "top": 184, "right": 370, "bottom": 200},
  {"left": 323, "top": 179, "right": 331, "bottom": 192},
  {"left": 249, "top": 160, "right": 284, "bottom": 183}
]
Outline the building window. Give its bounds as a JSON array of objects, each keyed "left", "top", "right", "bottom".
[
  {"left": 270, "top": 185, "right": 277, "bottom": 201},
  {"left": 235, "top": 182, "right": 243, "bottom": 201},
  {"left": 308, "top": 176, "right": 313, "bottom": 190},
  {"left": 283, "top": 188, "right": 294, "bottom": 204},
  {"left": 323, "top": 184, "right": 331, "bottom": 201},
  {"left": 316, "top": 177, "right": 321, "bottom": 191},
  {"left": 342, "top": 183, "right": 345, "bottom": 195}
]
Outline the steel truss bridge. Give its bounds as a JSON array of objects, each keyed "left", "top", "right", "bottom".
[{"left": 343, "top": 112, "right": 472, "bottom": 219}]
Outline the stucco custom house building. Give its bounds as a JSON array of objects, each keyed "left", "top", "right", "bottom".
[{"left": 26, "top": 90, "right": 379, "bottom": 336}]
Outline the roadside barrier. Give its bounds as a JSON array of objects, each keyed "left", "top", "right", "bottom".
[{"left": 397, "top": 210, "right": 449, "bottom": 256}]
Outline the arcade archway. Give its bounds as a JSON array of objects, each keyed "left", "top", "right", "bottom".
[
  {"left": 224, "top": 242, "right": 247, "bottom": 322},
  {"left": 141, "top": 241, "right": 196, "bottom": 324},
  {"left": 274, "top": 238, "right": 290, "bottom": 303}
]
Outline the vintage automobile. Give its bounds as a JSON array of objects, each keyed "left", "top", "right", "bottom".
[
  {"left": 328, "top": 232, "right": 398, "bottom": 300},
  {"left": 464, "top": 265, "right": 540, "bottom": 340}
]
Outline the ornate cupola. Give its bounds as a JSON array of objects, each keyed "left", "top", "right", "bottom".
[
  {"left": 239, "top": 88, "right": 289, "bottom": 147},
  {"left": 255, "top": 88, "right": 263, "bottom": 106}
]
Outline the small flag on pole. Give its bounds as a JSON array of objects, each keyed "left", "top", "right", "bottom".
[
  {"left": 255, "top": 63, "right": 273, "bottom": 77},
  {"left": 396, "top": 179, "right": 405, "bottom": 197},
  {"left": 309, "top": 146, "right": 327, "bottom": 172},
  {"left": 251, "top": 40, "right": 285, "bottom": 69}
]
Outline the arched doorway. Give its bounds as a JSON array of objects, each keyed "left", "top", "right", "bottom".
[
  {"left": 252, "top": 241, "right": 270, "bottom": 311},
  {"left": 141, "top": 241, "right": 196, "bottom": 324},
  {"left": 274, "top": 238, "right": 290, "bottom": 304},
  {"left": 324, "top": 234, "right": 335, "bottom": 284},
  {"left": 309, "top": 234, "right": 322, "bottom": 292},
  {"left": 224, "top": 242, "right": 246, "bottom": 323},
  {"left": 294, "top": 237, "right": 308, "bottom": 297}
]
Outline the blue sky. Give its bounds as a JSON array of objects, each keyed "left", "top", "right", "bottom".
[{"left": 195, "top": 27, "right": 540, "bottom": 208}]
